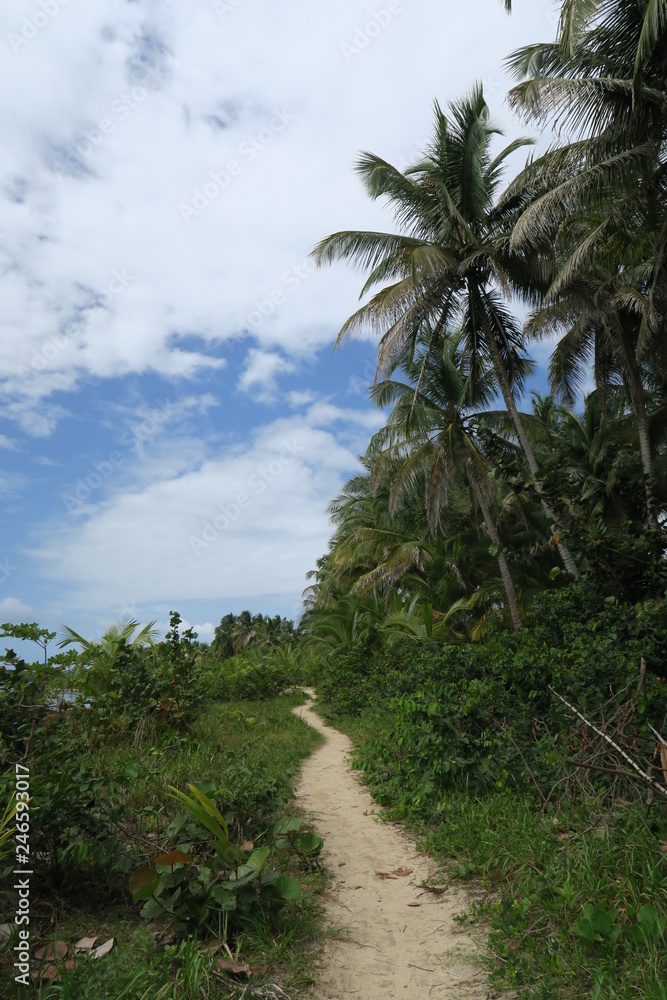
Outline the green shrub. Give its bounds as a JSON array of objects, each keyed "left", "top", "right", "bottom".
[
  {"left": 128, "top": 781, "right": 316, "bottom": 938},
  {"left": 319, "top": 586, "right": 667, "bottom": 815}
]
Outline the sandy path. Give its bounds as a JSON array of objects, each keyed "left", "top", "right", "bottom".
[{"left": 292, "top": 691, "right": 488, "bottom": 1000}]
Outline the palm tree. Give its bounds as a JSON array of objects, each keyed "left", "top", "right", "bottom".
[
  {"left": 58, "top": 618, "right": 158, "bottom": 696},
  {"left": 524, "top": 257, "right": 662, "bottom": 528},
  {"left": 325, "top": 467, "right": 437, "bottom": 597},
  {"left": 311, "top": 87, "right": 579, "bottom": 577},
  {"left": 506, "top": 2, "right": 667, "bottom": 341},
  {"left": 506, "top": 0, "right": 667, "bottom": 529},
  {"left": 367, "top": 331, "right": 524, "bottom": 629}
]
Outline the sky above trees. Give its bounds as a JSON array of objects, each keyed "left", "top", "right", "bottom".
[{"left": 0, "top": 0, "right": 556, "bottom": 639}]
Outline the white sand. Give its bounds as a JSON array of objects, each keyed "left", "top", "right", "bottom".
[{"left": 293, "top": 690, "right": 489, "bottom": 999}]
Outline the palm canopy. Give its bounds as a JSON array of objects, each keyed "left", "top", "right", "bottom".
[
  {"left": 313, "top": 87, "right": 579, "bottom": 576},
  {"left": 505, "top": 0, "right": 667, "bottom": 288},
  {"left": 505, "top": 0, "right": 666, "bottom": 527},
  {"left": 312, "top": 86, "right": 538, "bottom": 380},
  {"left": 366, "top": 331, "right": 526, "bottom": 628}
]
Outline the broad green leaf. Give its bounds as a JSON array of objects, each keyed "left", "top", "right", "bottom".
[
  {"left": 247, "top": 846, "right": 270, "bottom": 872},
  {"left": 212, "top": 839, "right": 245, "bottom": 866},
  {"left": 129, "top": 867, "right": 159, "bottom": 899},
  {"left": 211, "top": 885, "right": 237, "bottom": 909},
  {"left": 165, "top": 813, "right": 187, "bottom": 837},
  {"left": 273, "top": 817, "right": 300, "bottom": 837},
  {"left": 295, "top": 832, "right": 324, "bottom": 856},
  {"left": 273, "top": 874, "right": 301, "bottom": 901},
  {"left": 140, "top": 897, "right": 165, "bottom": 919}
]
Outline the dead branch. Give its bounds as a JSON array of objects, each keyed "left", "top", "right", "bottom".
[{"left": 549, "top": 687, "right": 667, "bottom": 801}]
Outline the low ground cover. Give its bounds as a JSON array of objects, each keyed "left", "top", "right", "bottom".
[
  {"left": 316, "top": 586, "right": 667, "bottom": 999},
  {"left": 0, "top": 616, "right": 326, "bottom": 999}
]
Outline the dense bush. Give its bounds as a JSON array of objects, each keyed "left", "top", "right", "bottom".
[{"left": 318, "top": 586, "right": 667, "bottom": 815}]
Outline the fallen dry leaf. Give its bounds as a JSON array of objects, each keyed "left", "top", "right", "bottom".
[
  {"left": 155, "top": 850, "right": 193, "bottom": 867},
  {"left": 660, "top": 743, "right": 667, "bottom": 785},
  {"left": 91, "top": 938, "right": 114, "bottom": 960},
  {"left": 407, "top": 902, "right": 422, "bottom": 907},
  {"left": 239, "top": 841, "right": 254, "bottom": 852},
  {"left": 338, "top": 861, "right": 346, "bottom": 867},
  {"left": 659, "top": 841, "right": 667, "bottom": 853},
  {"left": 200, "top": 940, "right": 222, "bottom": 955},
  {"left": 39, "top": 965, "right": 58, "bottom": 982},
  {"left": 36, "top": 941, "right": 68, "bottom": 961},
  {"left": 63, "top": 959, "right": 78, "bottom": 971},
  {"left": 217, "top": 959, "right": 251, "bottom": 976},
  {"left": 392, "top": 868, "right": 413, "bottom": 876},
  {"left": 375, "top": 871, "right": 399, "bottom": 880},
  {"left": 75, "top": 936, "right": 98, "bottom": 953},
  {"left": 555, "top": 832, "right": 570, "bottom": 841}
]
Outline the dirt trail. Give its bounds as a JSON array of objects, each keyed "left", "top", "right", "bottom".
[{"left": 292, "top": 690, "right": 487, "bottom": 1000}]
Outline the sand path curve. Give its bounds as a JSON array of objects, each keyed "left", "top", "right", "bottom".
[{"left": 292, "top": 690, "right": 488, "bottom": 999}]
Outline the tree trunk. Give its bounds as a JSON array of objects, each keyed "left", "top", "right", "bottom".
[
  {"left": 484, "top": 333, "right": 580, "bottom": 578},
  {"left": 468, "top": 471, "right": 523, "bottom": 630},
  {"left": 624, "top": 351, "right": 659, "bottom": 532}
]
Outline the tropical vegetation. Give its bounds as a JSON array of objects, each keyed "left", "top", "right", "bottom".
[
  {"left": 2, "top": 1, "right": 667, "bottom": 998},
  {"left": 301, "top": 1, "right": 667, "bottom": 997}
]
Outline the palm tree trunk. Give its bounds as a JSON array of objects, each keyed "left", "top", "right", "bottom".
[
  {"left": 623, "top": 354, "right": 659, "bottom": 532},
  {"left": 468, "top": 472, "right": 523, "bottom": 630},
  {"left": 484, "top": 333, "right": 580, "bottom": 578}
]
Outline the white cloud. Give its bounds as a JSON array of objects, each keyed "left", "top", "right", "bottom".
[
  {"left": 0, "top": 597, "right": 32, "bottom": 617},
  {"left": 238, "top": 349, "right": 295, "bottom": 401},
  {"left": 192, "top": 621, "right": 215, "bottom": 642},
  {"left": 26, "top": 406, "right": 375, "bottom": 614},
  {"left": 0, "top": 0, "right": 554, "bottom": 435},
  {"left": 287, "top": 389, "right": 315, "bottom": 407}
]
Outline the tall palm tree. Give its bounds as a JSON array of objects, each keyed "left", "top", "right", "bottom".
[
  {"left": 506, "top": 0, "right": 667, "bottom": 529},
  {"left": 311, "top": 87, "right": 579, "bottom": 576},
  {"left": 506, "top": 1, "right": 667, "bottom": 342},
  {"left": 367, "top": 331, "right": 524, "bottom": 629},
  {"left": 525, "top": 257, "right": 662, "bottom": 527}
]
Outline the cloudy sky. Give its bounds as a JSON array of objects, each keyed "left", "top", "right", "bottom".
[{"left": 0, "top": 0, "right": 558, "bottom": 644}]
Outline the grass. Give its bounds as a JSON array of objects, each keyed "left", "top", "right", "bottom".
[
  {"left": 1, "top": 690, "right": 326, "bottom": 999},
  {"left": 326, "top": 705, "right": 667, "bottom": 1000}
]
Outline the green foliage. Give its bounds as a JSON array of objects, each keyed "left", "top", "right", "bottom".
[
  {"left": 212, "top": 611, "right": 296, "bottom": 660},
  {"left": 128, "top": 782, "right": 309, "bottom": 938},
  {"left": 55, "top": 612, "right": 206, "bottom": 734},
  {"left": 319, "top": 586, "right": 667, "bottom": 813},
  {"left": 273, "top": 816, "right": 324, "bottom": 867},
  {"left": 0, "top": 791, "right": 17, "bottom": 862},
  {"left": 27, "top": 758, "right": 126, "bottom": 885},
  {"left": 208, "top": 641, "right": 316, "bottom": 702},
  {"left": 422, "top": 790, "right": 667, "bottom": 999},
  {"left": 212, "top": 650, "right": 290, "bottom": 701}
]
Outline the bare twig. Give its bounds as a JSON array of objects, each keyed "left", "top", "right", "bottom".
[
  {"left": 648, "top": 723, "right": 667, "bottom": 749},
  {"left": 637, "top": 658, "right": 647, "bottom": 697},
  {"left": 498, "top": 720, "right": 547, "bottom": 804},
  {"left": 563, "top": 758, "right": 638, "bottom": 778},
  {"left": 549, "top": 687, "right": 667, "bottom": 801}
]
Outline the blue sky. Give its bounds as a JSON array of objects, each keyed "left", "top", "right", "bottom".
[{"left": 0, "top": 0, "right": 558, "bottom": 645}]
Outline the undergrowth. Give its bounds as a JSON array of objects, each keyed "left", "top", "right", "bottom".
[{"left": 0, "top": 691, "right": 325, "bottom": 999}]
